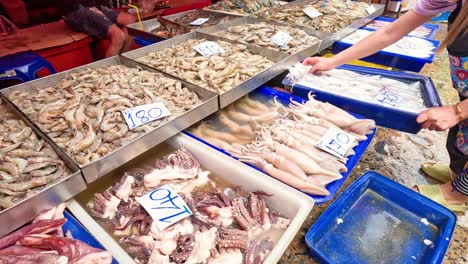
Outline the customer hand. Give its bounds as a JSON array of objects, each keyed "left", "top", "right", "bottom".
[
  {"left": 416, "top": 106, "right": 460, "bottom": 131},
  {"left": 303, "top": 57, "right": 336, "bottom": 73}
]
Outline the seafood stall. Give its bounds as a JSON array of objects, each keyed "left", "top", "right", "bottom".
[
  {"left": 186, "top": 87, "right": 376, "bottom": 203},
  {"left": 1, "top": 56, "right": 218, "bottom": 182},
  {"left": 198, "top": 17, "right": 326, "bottom": 59},
  {"left": 67, "top": 133, "right": 314, "bottom": 263},
  {"left": 123, "top": 31, "right": 297, "bottom": 108},
  {"left": 127, "top": 10, "right": 239, "bottom": 44},
  {"left": 284, "top": 64, "right": 443, "bottom": 133},
  {"left": 0, "top": 97, "right": 86, "bottom": 238}
]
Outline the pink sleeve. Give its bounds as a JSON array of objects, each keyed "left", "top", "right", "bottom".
[{"left": 413, "top": 0, "right": 457, "bottom": 16}]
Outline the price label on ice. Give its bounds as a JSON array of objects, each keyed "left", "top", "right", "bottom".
[
  {"left": 366, "top": 5, "right": 377, "bottom": 15},
  {"left": 271, "top": 31, "right": 293, "bottom": 47},
  {"left": 375, "top": 91, "right": 400, "bottom": 107},
  {"left": 136, "top": 184, "right": 192, "bottom": 230},
  {"left": 316, "top": 127, "right": 355, "bottom": 158},
  {"left": 190, "top": 17, "right": 210, "bottom": 26},
  {"left": 303, "top": 7, "right": 323, "bottom": 18},
  {"left": 122, "top": 102, "right": 171, "bottom": 130},
  {"left": 193, "top": 41, "right": 224, "bottom": 57}
]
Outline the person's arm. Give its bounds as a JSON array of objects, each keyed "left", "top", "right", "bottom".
[{"left": 304, "top": 10, "right": 433, "bottom": 72}]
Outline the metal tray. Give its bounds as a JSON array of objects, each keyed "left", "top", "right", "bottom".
[
  {"left": 255, "top": 0, "right": 385, "bottom": 51},
  {"left": 68, "top": 133, "right": 314, "bottom": 264},
  {"left": 1, "top": 56, "right": 218, "bottom": 183},
  {"left": 163, "top": 9, "right": 239, "bottom": 28},
  {"left": 122, "top": 31, "right": 297, "bottom": 109},
  {"left": 127, "top": 18, "right": 191, "bottom": 44},
  {"left": 198, "top": 16, "right": 328, "bottom": 58},
  {"left": 203, "top": 0, "right": 290, "bottom": 17},
  {"left": 0, "top": 97, "right": 86, "bottom": 238}
]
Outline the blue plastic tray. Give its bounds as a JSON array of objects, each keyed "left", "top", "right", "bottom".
[
  {"left": 362, "top": 16, "right": 439, "bottom": 39},
  {"left": 184, "top": 86, "right": 375, "bottom": 204},
  {"left": 134, "top": 36, "right": 156, "bottom": 47},
  {"left": 332, "top": 29, "right": 440, "bottom": 72},
  {"left": 305, "top": 171, "right": 456, "bottom": 264},
  {"left": 286, "top": 64, "right": 443, "bottom": 134},
  {"left": 64, "top": 211, "right": 118, "bottom": 264}
]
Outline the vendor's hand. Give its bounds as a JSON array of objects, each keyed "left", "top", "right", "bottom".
[
  {"left": 303, "top": 57, "right": 336, "bottom": 73},
  {"left": 416, "top": 106, "right": 460, "bottom": 131}
]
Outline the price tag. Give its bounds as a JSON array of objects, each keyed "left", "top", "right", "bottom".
[
  {"left": 375, "top": 91, "right": 400, "bottom": 107},
  {"left": 193, "top": 41, "right": 224, "bottom": 57},
  {"left": 0, "top": 70, "right": 16, "bottom": 78},
  {"left": 122, "top": 101, "right": 171, "bottom": 130},
  {"left": 366, "top": 5, "right": 376, "bottom": 15},
  {"left": 190, "top": 18, "right": 210, "bottom": 26},
  {"left": 136, "top": 184, "right": 192, "bottom": 230},
  {"left": 271, "top": 31, "right": 293, "bottom": 47},
  {"left": 303, "top": 7, "right": 323, "bottom": 18},
  {"left": 316, "top": 127, "right": 356, "bottom": 158}
]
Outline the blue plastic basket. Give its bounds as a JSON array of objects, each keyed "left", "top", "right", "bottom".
[
  {"left": 305, "top": 171, "right": 457, "bottom": 264},
  {"left": 286, "top": 64, "right": 443, "bottom": 134},
  {"left": 64, "top": 211, "right": 118, "bottom": 264},
  {"left": 184, "top": 86, "right": 376, "bottom": 204},
  {"left": 332, "top": 29, "right": 440, "bottom": 72},
  {"left": 134, "top": 36, "right": 156, "bottom": 47},
  {"left": 362, "top": 16, "right": 439, "bottom": 39}
]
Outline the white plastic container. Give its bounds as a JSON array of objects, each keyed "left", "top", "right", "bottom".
[{"left": 68, "top": 133, "right": 314, "bottom": 264}]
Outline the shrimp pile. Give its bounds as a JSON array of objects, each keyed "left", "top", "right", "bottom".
[
  {"left": 214, "top": 22, "right": 320, "bottom": 54},
  {"left": 0, "top": 99, "right": 70, "bottom": 210},
  {"left": 87, "top": 149, "right": 290, "bottom": 264},
  {"left": 206, "top": 0, "right": 281, "bottom": 15},
  {"left": 8, "top": 65, "right": 202, "bottom": 166},
  {"left": 191, "top": 94, "right": 375, "bottom": 196},
  {"left": 138, "top": 39, "right": 275, "bottom": 94},
  {"left": 258, "top": 0, "right": 370, "bottom": 33}
]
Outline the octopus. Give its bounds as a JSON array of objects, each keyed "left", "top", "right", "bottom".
[
  {"left": 214, "top": 22, "right": 320, "bottom": 54},
  {"left": 137, "top": 39, "right": 275, "bottom": 94},
  {"left": 87, "top": 148, "right": 291, "bottom": 264},
  {"left": 205, "top": 0, "right": 281, "bottom": 15},
  {"left": 257, "top": 0, "right": 371, "bottom": 33},
  {"left": 8, "top": 65, "right": 202, "bottom": 166},
  {"left": 0, "top": 98, "right": 71, "bottom": 211},
  {"left": 189, "top": 93, "right": 376, "bottom": 196}
]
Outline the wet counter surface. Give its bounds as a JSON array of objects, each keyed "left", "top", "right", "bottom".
[{"left": 279, "top": 24, "right": 467, "bottom": 264}]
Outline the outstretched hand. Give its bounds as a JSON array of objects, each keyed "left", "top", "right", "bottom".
[
  {"left": 416, "top": 106, "right": 461, "bottom": 131},
  {"left": 303, "top": 57, "right": 336, "bottom": 73}
]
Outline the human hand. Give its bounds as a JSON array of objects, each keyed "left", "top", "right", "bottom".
[
  {"left": 416, "top": 106, "right": 460, "bottom": 131},
  {"left": 302, "top": 57, "right": 337, "bottom": 73}
]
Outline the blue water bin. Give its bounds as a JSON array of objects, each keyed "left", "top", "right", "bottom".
[
  {"left": 184, "top": 86, "right": 376, "bottom": 204},
  {"left": 286, "top": 64, "right": 442, "bottom": 134},
  {"left": 134, "top": 36, "right": 156, "bottom": 47},
  {"left": 305, "top": 171, "right": 456, "bottom": 264}
]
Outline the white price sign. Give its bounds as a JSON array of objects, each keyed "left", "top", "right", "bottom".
[
  {"left": 193, "top": 41, "right": 224, "bottom": 57},
  {"left": 271, "top": 31, "right": 293, "bottom": 47},
  {"left": 316, "top": 127, "right": 356, "bottom": 158},
  {"left": 375, "top": 91, "right": 400, "bottom": 107},
  {"left": 303, "top": 7, "right": 323, "bottom": 18},
  {"left": 366, "top": 5, "right": 377, "bottom": 15},
  {"left": 122, "top": 102, "right": 171, "bottom": 130},
  {"left": 190, "top": 18, "right": 210, "bottom": 26},
  {"left": 136, "top": 184, "right": 192, "bottom": 230}
]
